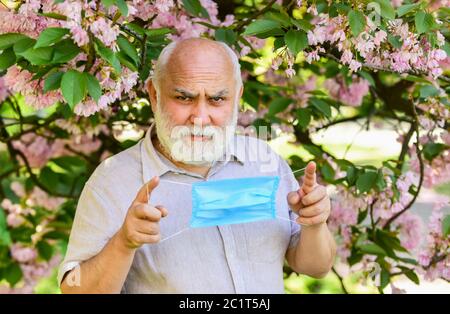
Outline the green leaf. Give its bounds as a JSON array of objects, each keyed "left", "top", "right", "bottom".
[
  {"left": 309, "top": 98, "right": 332, "bottom": 118},
  {"left": 442, "top": 215, "right": 450, "bottom": 236},
  {"left": 37, "top": 11, "right": 68, "bottom": 20},
  {"left": 182, "top": 0, "right": 210, "bottom": 19},
  {"left": 144, "top": 27, "right": 173, "bottom": 38},
  {"left": 264, "top": 11, "right": 291, "bottom": 28},
  {"left": 21, "top": 46, "right": 54, "bottom": 65},
  {"left": 284, "top": 30, "right": 308, "bottom": 56},
  {"left": 400, "top": 267, "right": 420, "bottom": 285},
  {"left": 94, "top": 39, "right": 121, "bottom": 73},
  {"left": 419, "top": 85, "right": 440, "bottom": 98},
  {"left": 116, "top": 51, "right": 138, "bottom": 71},
  {"left": 397, "top": 3, "right": 419, "bottom": 17},
  {"left": 422, "top": 143, "right": 447, "bottom": 161},
  {"left": 375, "top": 0, "right": 395, "bottom": 20},
  {"left": 4, "top": 262, "right": 22, "bottom": 287},
  {"left": 215, "top": 29, "right": 237, "bottom": 46},
  {"left": 115, "top": 0, "right": 128, "bottom": 16},
  {"left": 83, "top": 72, "right": 102, "bottom": 103},
  {"left": 375, "top": 169, "right": 387, "bottom": 192},
  {"left": 37, "top": 241, "right": 54, "bottom": 261},
  {"left": 268, "top": 97, "right": 292, "bottom": 116},
  {"left": 415, "top": 12, "right": 435, "bottom": 34},
  {"left": 44, "top": 71, "right": 64, "bottom": 93},
  {"left": 0, "top": 33, "right": 28, "bottom": 50},
  {"left": 359, "top": 71, "right": 375, "bottom": 86},
  {"left": 13, "top": 37, "right": 36, "bottom": 55},
  {"left": 117, "top": 36, "right": 139, "bottom": 65},
  {"left": 348, "top": 10, "right": 366, "bottom": 37},
  {"left": 34, "top": 27, "right": 69, "bottom": 48},
  {"left": 52, "top": 39, "right": 80, "bottom": 63},
  {"left": 0, "top": 47, "right": 16, "bottom": 71},
  {"left": 376, "top": 229, "right": 407, "bottom": 253},
  {"left": 0, "top": 207, "right": 12, "bottom": 246},
  {"left": 356, "top": 171, "right": 378, "bottom": 193},
  {"left": 346, "top": 165, "right": 357, "bottom": 185},
  {"left": 357, "top": 209, "right": 368, "bottom": 224},
  {"left": 380, "top": 268, "right": 390, "bottom": 289},
  {"left": 387, "top": 34, "right": 402, "bottom": 49},
  {"left": 321, "top": 162, "right": 335, "bottom": 182},
  {"left": 60, "top": 70, "right": 87, "bottom": 108},
  {"left": 443, "top": 42, "right": 450, "bottom": 57},
  {"left": 296, "top": 108, "right": 311, "bottom": 129},
  {"left": 359, "top": 243, "right": 387, "bottom": 256},
  {"left": 101, "top": 0, "right": 115, "bottom": 8},
  {"left": 290, "top": 19, "right": 313, "bottom": 32},
  {"left": 243, "top": 19, "right": 281, "bottom": 36}
]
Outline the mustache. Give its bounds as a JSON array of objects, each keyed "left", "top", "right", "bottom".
[{"left": 170, "top": 125, "right": 224, "bottom": 140}]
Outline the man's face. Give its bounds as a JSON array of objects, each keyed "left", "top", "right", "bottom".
[{"left": 148, "top": 44, "right": 243, "bottom": 166}]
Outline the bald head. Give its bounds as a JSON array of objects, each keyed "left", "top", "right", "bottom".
[{"left": 149, "top": 38, "right": 242, "bottom": 96}]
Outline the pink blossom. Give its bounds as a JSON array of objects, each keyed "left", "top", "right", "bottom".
[
  {"left": 0, "top": 77, "right": 9, "bottom": 102},
  {"left": 11, "top": 133, "right": 66, "bottom": 168},
  {"left": 324, "top": 75, "right": 369, "bottom": 107},
  {"left": 11, "top": 244, "right": 37, "bottom": 263},
  {"left": 68, "top": 22, "right": 89, "bottom": 47},
  {"left": 238, "top": 110, "right": 257, "bottom": 127},
  {"left": 349, "top": 59, "right": 362, "bottom": 72},
  {"left": 3, "top": 66, "right": 62, "bottom": 110},
  {"left": 90, "top": 17, "right": 120, "bottom": 50},
  {"left": 7, "top": 213, "right": 25, "bottom": 228},
  {"left": 340, "top": 50, "right": 353, "bottom": 65},
  {"left": 154, "top": 0, "right": 174, "bottom": 13},
  {"left": 396, "top": 213, "right": 423, "bottom": 250},
  {"left": 373, "top": 30, "right": 387, "bottom": 46}
]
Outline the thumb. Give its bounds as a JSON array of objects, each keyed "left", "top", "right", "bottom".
[
  {"left": 301, "top": 161, "right": 317, "bottom": 194},
  {"left": 133, "top": 176, "right": 160, "bottom": 204}
]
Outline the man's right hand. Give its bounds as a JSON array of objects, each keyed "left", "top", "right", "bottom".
[{"left": 117, "top": 176, "right": 168, "bottom": 249}]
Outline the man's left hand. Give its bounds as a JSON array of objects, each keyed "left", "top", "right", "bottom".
[{"left": 287, "top": 161, "right": 331, "bottom": 226}]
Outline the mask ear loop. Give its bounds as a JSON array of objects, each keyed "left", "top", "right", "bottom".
[
  {"left": 276, "top": 166, "right": 306, "bottom": 225},
  {"left": 147, "top": 179, "right": 191, "bottom": 244}
]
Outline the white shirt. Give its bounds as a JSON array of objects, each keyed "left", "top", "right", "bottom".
[{"left": 57, "top": 122, "right": 301, "bottom": 293}]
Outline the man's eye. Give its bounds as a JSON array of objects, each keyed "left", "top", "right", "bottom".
[
  {"left": 211, "top": 97, "right": 224, "bottom": 102},
  {"left": 176, "top": 96, "right": 190, "bottom": 101}
]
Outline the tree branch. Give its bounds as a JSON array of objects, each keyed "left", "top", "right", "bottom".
[{"left": 383, "top": 101, "right": 425, "bottom": 228}]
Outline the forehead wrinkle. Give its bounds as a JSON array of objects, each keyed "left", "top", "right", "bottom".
[{"left": 173, "top": 87, "right": 230, "bottom": 98}]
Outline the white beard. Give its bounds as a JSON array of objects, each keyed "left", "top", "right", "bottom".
[{"left": 153, "top": 99, "right": 238, "bottom": 166}]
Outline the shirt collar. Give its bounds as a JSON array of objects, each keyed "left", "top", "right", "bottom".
[{"left": 140, "top": 122, "right": 244, "bottom": 183}]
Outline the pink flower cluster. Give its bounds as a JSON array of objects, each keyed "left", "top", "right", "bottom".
[
  {"left": 417, "top": 205, "right": 450, "bottom": 281},
  {"left": 396, "top": 212, "right": 423, "bottom": 251},
  {"left": 3, "top": 66, "right": 63, "bottom": 110},
  {"left": 0, "top": 0, "right": 59, "bottom": 38},
  {"left": 324, "top": 75, "right": 370, "bottom": 107},
  {"left": 74, "top": 67, "right": 138, "bottom": 116},
  {"left": 0, "top": 243, "right": 61, "bottom": 293},
  {"left": 409, "top": 131, "right": 450, "bottom": 189},
  {"left": 11, "top": 119, "right": 105, "bottom": 168},
  {"left": 304, "top": 11, "right": 447, "bottom": 78},
  {"left": 1, "top": 181, "right": 66, "bottom": 229},
  {"left": 327, "top": 184, "right": 369, "bottom": 260}
]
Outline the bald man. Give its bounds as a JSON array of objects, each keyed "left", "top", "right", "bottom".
[{"left": 59, "top": 38, "right": 336, "bottom": 294}]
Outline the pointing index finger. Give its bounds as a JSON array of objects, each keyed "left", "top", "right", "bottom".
[
  {"left": 301, "top": 161, "right": 316, "bottom": 194},
  {"left": 134, "top": 176, "right": 160, "bottom": 204}
]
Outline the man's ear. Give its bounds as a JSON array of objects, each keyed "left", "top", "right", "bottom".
[
  {"left": 146, "top": 78, "right": 157, "bottom": 112},
  {"left": 239, "top": 84, "right": 243, "bottom": 98}
]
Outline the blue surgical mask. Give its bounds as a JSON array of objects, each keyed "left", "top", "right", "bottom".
[
  {"left": 156, "top": 167, "right": 306, "bottom": 242},
  {"left": 190, "top": 176, "right": 280, "bottom": 228}
]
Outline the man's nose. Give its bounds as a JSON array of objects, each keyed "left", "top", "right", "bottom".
[{"left": 189, "top": 101, "right": 211, "bottom": 125}]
